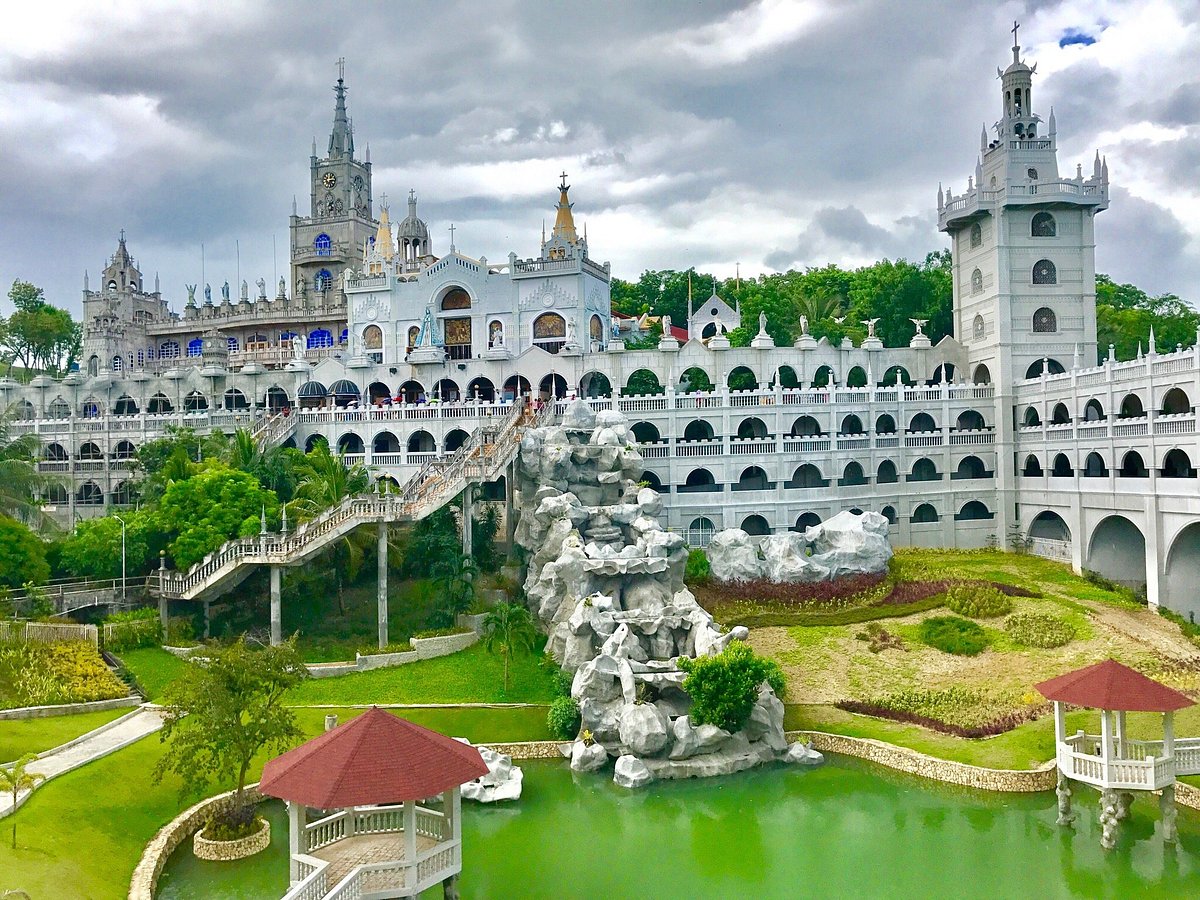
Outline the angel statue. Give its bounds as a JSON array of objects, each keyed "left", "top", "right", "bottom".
[
  {"left": 758, "top": 310, "right": 768, "bottom": 334},
  {"left": 865, "top": 318, "right": 879, "bottom": 339},
  {"left": 278, "top": 275, "right": 287, "bottom": 298},
  {"left": 910, "top": 318, "right": 928, "bottom": 336},
  {"left": 185, "top": 284, "right": 197, "bottom": 305},
  {"left": 799, "top": 314, "right": 809, "bottom": 335},
  {"left": 661, "top": 314, "right": 672, "bottom": 335}
]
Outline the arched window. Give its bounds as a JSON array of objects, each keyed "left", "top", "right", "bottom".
[
  {"left": 1032, "top": 259, "right": 1057, "bottom": 285},
  {"left": 363, "top": 325, "right": 383, "bottom": 350},
  {"left": 1051, "top": 403, "right": 1071, "bottom": 425},
  {"left": 1033, "top": 307, "right": 1057, "bottom": 333},
  {"left": 972, "top": 364, "right": 991, "bottom": 385},
  {"left": 971, "top": 269, "right": 983, "bottom": 294},
  {"left": 683, "top": 420, "right": 715, "bottom": 442},
  {"left": 875, "top": 414, "right": 896, "bottom": 435},
  {"left": 1120, "top": 451, "right": 1149, "bottom": 478},
  {"left": 1119, "top": 394, "right": 1145, "bottom": 419},
  {"left": 969, "top": 223, "right": 982, "bottom": 249},
  {"left": 1084, "top": 399, "right": 1105, "bottom": 421},
  {"left": 1031, "top": 212, "right": 1056, "bottom": 237},
  {"left": 1083, "top": 453, "right": 1107, "bottom": 477},
  {"left": 839, "top": 415, "right": 864, "bottom": 435},
  {"left": 227, "top": 337, "right": 239, "bottom": 352},
  {"left": 1025, "top": 358, "right": 1066, "bottom": 378},
  {"left": 909, "top": 458, "right": 939, "bottom": 482},
  {"left": 787, "top": 464, "right": 825, "bottom": 489},
  {"left": 1027, "top": 167, "right": 1039, "bottom": 180},
  {"left": 972, "top": 313, "right": 984, "bottom": 338},
  {"left": 631, "top": 422, "right": 660, "bottom": 444},
  {"left": 314, "top": 268, "right": 333, "bottom": 292},
  {"left": 876, "top": 460, "right": 898, "bottom": 484},
  {"left": 735, "top": 466, "right": 769, "bottom": 492},
  {"left": 793, "top": 512, "right": 821, "bottom": 533},
  {"left": 840, "top": 462, "right": 867, "bottom": 486},
  {"left": 1162, "top": 449, "right": 1194, "bottom": 479},
  {"left": 313, "top": 233, "right": 332, "bottom": 255},
  {"left": 1052, "top": 453, "right": 1074, "bottom": 477},
  {"left": 736, "top": 417, "right": 769, "bottom": 439},
  {"left": 790, "top": 416, "right": 822, "bottom": 437},
  {"left": 1161, "top": 388, "right": 1191, "bottom": 416},
  {"left": 956, "top": 501, "right": 992, "bottom": 521},
  {"left": 908, "top": 412, "right": 936, "bottom": 433},
  {"left": 682, "top": 468, "right": 718, "bottom": 493},
  {"left": 187, "top": 338, "right": 203, "bottom": 357},
  {"left": 441, "top": 288, "right": 471, "bottom": 311},
  {"left": 1023, "top": 455, "right": 1043, "bottom": 477},
  {"left": 590, "top": 315, "right": 604, "bottom": 343},
  {"left": 533, "top": 312, "right": 567, "bottom": 353},
  {"left": 912, "top": 503, "right": 939, "bottom": 524},
  {"left": 954, "top": 456, "right": 988, "bottom": 479},
  {"left": 956, "top": 410, "right": 986, "bottom": 431},
  {"left": 741, "top": 515, "right": 771, "bottom": 536},
  {"left": 687, "top": 517, "right": 717, "bottom": 547},
  {"left": 307, "top": 329, "right": 334, "bottom": 349},
  {"left": 111, "top": 355, "right": 123, "bottom": 372},
  {"left": 881, "top": 506, "right": 897, "bottom": 525},
  {"left": 160, "top": 340, "right": 180, "bottom": 358}
]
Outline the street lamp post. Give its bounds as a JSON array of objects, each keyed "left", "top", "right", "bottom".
[{"left": 114, "top": 513, "right": 127, "bottom": 607}]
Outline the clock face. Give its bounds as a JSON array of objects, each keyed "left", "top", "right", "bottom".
[
  {"left": 322, "top": 172, "right": 337, "bottom": 189},
  {"left": 352, "top": 175, "right": 364, "bottom": 191}
]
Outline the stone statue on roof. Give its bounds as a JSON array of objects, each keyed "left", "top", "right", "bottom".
[
  {"left": 204, "top": 283, "right": 212, "bottom": 303},
  {"left": 758, "top": 310, "right": 768, "bottom": 334},
  {"left": 799, "top": 314, "right": 809, "bottom": 335}
]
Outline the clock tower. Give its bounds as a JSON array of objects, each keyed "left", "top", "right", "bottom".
[{"left": 289, "top": 61, "right": 376, "bottom": 308}]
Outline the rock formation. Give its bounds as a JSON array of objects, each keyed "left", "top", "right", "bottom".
[
  {"left": 707, "top": 510, "right": 893, "bottom": 583},
  {"left": 515, "top": 400, "right": 822, "bottom": 787},
  {"left": 458, "top": 741, "right": 523, "bottom": 803}
]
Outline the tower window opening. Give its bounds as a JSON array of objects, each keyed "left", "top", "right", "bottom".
[
  {"left": 1032, "top": 259, "right": 1057, "bottom": 285},
  {"left": 1027, "top": 167, "right": 1038, "bottom": 180},
  {"left": 1033, "top": 307, "right": 1057, "bottom": 333},
  {"left": 969, "top": 223, "right": 981, "bottom": 249},
  {"left": 971, "top": 268, "right": 983, "bottom": 294},
  {"left": 1031, "top": 212, "right": 1056, "bottom": 237},
  {"left": 314, "top": 233, "right": 332, "bottom": 256}
]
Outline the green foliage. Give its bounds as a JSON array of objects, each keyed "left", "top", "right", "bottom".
[
  {"left": 1, "top": 752, "right": 45, "bottom": 846},
  {"left": 57, "top": 510, "right": 158, "bottom": 580},
  {"left": 1096, "top": 273, "right": 1200, "bottom": 362},
  {"left": 853, "top": 686, "right": 1035, "bottom": 730},
  {"left": 917, "top": 615, "right": 989, "bottom": 656},
  {"left": 156, "top": 465, "right": 279, "bottom": 569},
  {"left": 471, "top": 503, "right": 501, "bottom": 573},
  {"left": 1082, "top": 569, "right": 1145, "bottom": 605},
  {"left": 1, "top": 280, "right": 81, "bottom": 379},
  {"left": 412, "top": 626, "right": 472, "bottom": 639},
  {"left": 20, "top": 582, "right": 53, "bottom": 619},
  {"left": 551, "top": 667, "right": 574, "bottom": 698},
  {"left": 0, "top": 409, "right": 50, "bottom": 528},
  {"left": 155, "top": 638, "right": 308, "bottom": 809},
  {"left": 943, "top": 582, "right": 1013, "bottom": 619},
  {"left": 481, "top": 602, "right": 539, "bottom": 692},
  {"left": 0, "top": 516, "right": 47, "bottom": 589},
  {"left": 684, "top": 548, "right": 711, "bottom": 584},
  {"left": 547, "top": 696, "right": 581, "bottom": 740},
  {"left": 1003, "top": 613, "right": 1076, "bottom": 649},
  {"left": 0, "top": 640, "right": 127, "bottom": 709},
  {"left": 102, "top": 608, "right": 161, "bottom": 652},
  {"left": 400, "top": 506, "right": 460, "bottom": 579},
  {"left": 165, "top": 617, "right": 196, "bottom": 647},
  {"left": 220, "top": 428, "right": 299, "bottom": 500},
  {"left": 677, "top": 642, "right": 786, "bottom": 733}
]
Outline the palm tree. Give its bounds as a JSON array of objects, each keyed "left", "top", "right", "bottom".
[
  {"left": 482, "top": 602, "right": 538, "bottom": 693},
  {"left": 1, "top": 754, "right": 45, "bottom": 848},
  {"left": 286, "top": 442, "right": 371, "bottom": 612},
  {"left": 223, "top": 428, "right": 295, "bottom": 499},
  {"left": 0, "top": 408, "right": 51, "bottom": 528},
  {"left": 795, "top": 286, "right": 845, "bottom": 326}
]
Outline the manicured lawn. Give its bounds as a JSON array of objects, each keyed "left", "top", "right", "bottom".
[
  {"left": 0, "top": 705, "right": 550, "bottom": 900},
  {"left": 287, "top": 642, "right": 559, "bottom": 706},
  {"left": 116, "top": 647, "right": 189, "bottom": 700},
  {"left": 0, "top": 707, "right": 129, "bottom": 763}
]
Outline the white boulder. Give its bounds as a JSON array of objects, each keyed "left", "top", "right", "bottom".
[
  {"left": 613, "top": 754, "right": 654, "bottom": 789},
  {"left": 458, "top": 742, "right": 523, "bottom": 802},
  {"left": 570, "top": 740, "right": 610, "bottom": 773},
  {"left": 707, "top": 529, "right": 764, "bottom": 582}
]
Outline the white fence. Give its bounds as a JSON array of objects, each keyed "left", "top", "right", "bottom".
[{"left": 0, "top": 620, "right": 99, "bottom": 647}]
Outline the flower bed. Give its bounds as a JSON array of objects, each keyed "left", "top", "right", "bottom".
[
  {"left": 837, "top": 686, "right": 1047, "bottom": 738},
  {"left": 0, "top": 640, "right": 127, "bottom": 710},
  {"left": 192, "top": 815, "right": 271, "bottom": 861}
]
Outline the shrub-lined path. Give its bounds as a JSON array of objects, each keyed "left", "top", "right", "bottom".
[{"left": 0, "top": 706, "right": 164, "bottom": 818}]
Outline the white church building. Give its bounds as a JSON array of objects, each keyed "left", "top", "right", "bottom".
[{"left": 7, "top": 33, "right": 1200, "bottom": 617}]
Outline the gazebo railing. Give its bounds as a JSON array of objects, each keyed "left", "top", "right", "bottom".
[
  {"left": 1059, "top": 733, "right": 1180, "bottom": 789},
  {"left": 281, "top": 855, "right": 329, "bottom": 900},
  {"left": 305, "top": 810, "right": 349, "bottom": 852},
  {"left": 321, "top": 840, "right": 461, "bottom": 900}
]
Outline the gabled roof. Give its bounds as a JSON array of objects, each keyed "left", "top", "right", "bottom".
[
  {"left": 259, "top": 707, "right": 488, "bottom": 807},
  {"left": 1036, "top": 659, "right": 1194, "bottom": 712}
]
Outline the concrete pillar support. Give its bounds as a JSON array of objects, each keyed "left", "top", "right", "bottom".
[
  {"left": 462, "top": 488, "right": 474, "bottom": 557},
  {"left": 270, "top": 565, "right": 282, "bottom": 646},
  {"left": 1161, "top": 784, "right": 1179, "bottom": 843},
  {"left": 203, "top": 600, "right": 211, "bottom": 639},
  {"left": 377, "top": 521, "right": 389, "bottom": 650},
  {"left": 1055, "top": 772, "right": 1075, "bottom": 826}
]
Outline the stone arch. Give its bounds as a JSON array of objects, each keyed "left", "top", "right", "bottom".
[
  {"left": 184, "top": 391, "right": 208, "bottom": 412},
  {"left": 880, "top": 506, "right": 897, "bottom": 525},
  {"left": 909, "top": 457, "right": 939, "bottom": 482},
  {"left": 1119, "top": 450, "right": 1149, "bottom": 478},
  {"left": 1083, "top": 452, "right": 1108, "bottom": 477},
  {"left": 1051, "top": 453, "right": 1074, "bottom": 477},
  {"left": 46, "top": 483, "right": 68, "bottom": 504},
  {"left": 266, "top": 386, "right": 290, "bottom": 411},
  {"left": 683, "top": 420, "right": 715, "bottom": 442},
  {"left": 579, "top": 371, "right": 611, "bottom": 398},
  {"left": 908, "top": 412, "right": 937, "bottom": 433},
  {"left": 77, "top": 481, "right": 104, "bottom": 505},
  {"left": 1083, "top": 399, "right": 1104, "bottom": 421},
  {"left": 445, "top": 429, "right": 470, "bottom": 452},
  {"left": 1161, "top": 387, "right": 1191, "bottom": 416},
  {"left": 955, "top": 410, "right": 986, "bottom": 431},
  {"left": 337, "top": 432, "right": 364, "bottom": 454},
  {"left": 433, "top": 378, "right": 461, "bottom": 402},
  {"left": 1032, "top": 259, "right": 1057, "bottom": 285},
  {"left": 728, "top": 365, "right": 759, "bottom": 391},
  {"left": 1032, "top": 307, "right": 1057, "bottom": 333},
  {"left": 1161, "top": 448, "right": 1194, "bottom": 479},
  {"left": 841, "top": 461, "right": 867, "bottom": 486},
  {"left": 538, "top": 373, "right": 567, "bottom": 400},
  {"left": 397, "top": 380, "right": 424, "bottom": 404},
  {"left": 839, "top": 414, "right": 864, "bottom": 435},
  {"left": 373, "top": 431, "right": 401, "bottom": 453},
  {"left": 774, "top": 365, "right": 800, "bottom": 389},
  {"left": 407, "top": 430, "right": 435, "bottom": 453},
  {"left": 1087, "top": 515, "right": 1146, "bottom": 588},
  {"left": 793, "top": 512, "right": 822, "bottom": 532},
  {"left": 1164, "top": 523, "right": 1200, "bottom": 616},
  {"left": 875, "top": 414, "right": 896, "bottom": 434},
  {"left": 43, "top": 442, "right": 68, "bottom": 461},
  {"left": 790, "top": 416, "right": 823, "bottom": 437},
  {"left": 78, "top": 441, "right": 103, "bottom": 460},
  {"left": 1022, "top": 454, "right": 1043, "bottom": 477},
  {"left": 956, "top": 500, "right": 992, "bottom": 521},
  {"left": 678, "top": 366, "right": 714, "bottom": 393},
  {"left": 682, "top": 468, "right": 718, "bottom": 492},
  {"left": 876, "top": 460, "right": 898, "bottom": 484},
  {"left": 1031, "top": 212, "right": 1056, "bottom": 237},
  {"left": 304, "top": 434, "right": 327, "bottom": 453},
  {"left": 1023, "top": 406, "right": 1041, "bottom": 427},
  {"left": 112, "top": 481, "right": 136, "bottom": 505},
  {"left": 972, "top": 363, "right": 991, "bottom": 385},
  {"left": 14, "top": 399, "right": 34, "bottom": 420},
  {"left": 736, "top": 417, "right": 769, "bottom": 440},
  {"left": 881, "top": 366, "right": 911, "bottom": 387},
  {"left": 223, "top": 388, "right": 249, "bottom": 410},
  {"left": 439, "top": 286, "right": 472, "bottom": 311},
  {"left": 911, "top": 503, "right": 938, "bottom": 523},
  {"left": 532, "top": 312, "right": 566, "bottom": 353},
  {"left": 741, "top": 514, "right": 771, "bottom": 536},
  {"left": 147, "top": 392, "right": 173, "bottom": 414},
  {"left": 1118, "top": 393, "right": 1145, "bottom": 418},
  {"left": 1030, "top": 511, "right": 1071, "bottom": 542},
  {"left": 503, "top": 375, "right": 532, "bottom": 401},
  {"left": 787, "top": 464, "right": 825, "bottom": 489},
  {"left": 113, "top": 440, "right": 136, "bottom": 460},
  {"left": 623, "top": 369, "right": 663, "bottom": 396},
  {"left": 113, "top": 394, "right": 138, "bottom": 416},
  {"left": 735, "top": 466, "right": 770, "bottom": 491},
  {"left": 1025, "top": 358, "right": 1066, "bottom": 378},
  {"left": 811, "top": 364, "right": 835, "bottom": 388},
  {"left": 467, "top": 377, "right": 496, "bottom": 402},
  {"left": 631, "top": 421, "right": 660, "bottom": 444},
  {"left": 366, "top": 381, "right": 391, "bottom": 404},
  {"left": 846, "top": 366, "right": 867, "bottom": 388},
  {"left": 954, "top": 456, "right": 987, "bottom": 479},
  {"left": 687, "top": 517, "right": 717, "bottom": 547},
  {"left": 929, "top": 362, "right": 956, "bottom": 385},
  {"left": 1050, "top": 403, "right": 1071, "bottom": 425}
]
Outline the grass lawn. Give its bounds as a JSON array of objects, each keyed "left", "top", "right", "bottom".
[
  {"left": 287, "top": 642, "right": 559, "bottom": 706},
  {"left": 116, "top": 647, "right": 189, "bottom": 701},
  {"left": 0, "top": 707, "right": 129, "bottom": 763},
  {"left": 0, "top": 705, "right": 550, "bottom": 900}
]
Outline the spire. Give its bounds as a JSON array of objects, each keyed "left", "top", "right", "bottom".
[
  {"left": 980, "top": 124, "right": 987, "bottom": 152},
  {"left": 550, "top": 172, "right": 578, "bottom": 243},
  {"left": 374, "top": 198, "right": 394, "bottom": 261},
  {"left": 1048, "top": 106, "right": 1056, "bottom": 136},
  {"left": 1149, "top": 325, "right": 1157, "bottom": 354},
  {"left": 1094, "top": 150, "right": 1101, "bottom": 178},
  {"left": 328, "top": 58, "right": 353, "bottom": 159},
  {"left": 365, "top": 143, "right": 371, "bottom": 165},
  {"left": 937, "top": 183, "right": 944, "bottom": 210},
  {"left": 83, "top": 270, "right": 89, "bottom": 291},
  {"left": 154, "top": 272, "right": 160, "bottom": 293},
  {"left": 1011, "top": 19, "right": 1021, "bottom": 65},
  {"left": 312, "top": 137, "right": 317, "bottom": 158},
  {"left": 292, "top": 195, "right": 297, "bottom": 216},
  {"left": 1101, "top": 155, "right": 1109, "bottom": 181}
]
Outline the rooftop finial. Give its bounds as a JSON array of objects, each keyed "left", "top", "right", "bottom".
[
  {"left": 329, "top": 59, "right": 352, "bottom": 158},
  {"left": 559, "top": 170, "right": 569, "bottom": 192},
  {"left": 1011, "top": 19, "right": 1021, "bottom": 64},
  {"left": 337, "top": 56, "right": 345, "bottom": 82},
  {"left": 448, "top": 223, "right": 456, "bottom": 253}
]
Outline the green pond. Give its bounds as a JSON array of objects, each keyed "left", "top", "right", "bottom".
[{"left": 157, "top": 757, "right": 1200, "bottom": 899}]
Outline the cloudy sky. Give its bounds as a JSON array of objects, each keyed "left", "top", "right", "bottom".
[{"left": 2, "top": 0, "right": 1199, "bottom": 315}]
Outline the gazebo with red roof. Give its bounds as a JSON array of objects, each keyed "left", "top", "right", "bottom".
[
  {"left": 1036, "top": 659, "right": 1199, "bottom": 848},
  {"left": 260, "top": 707, "right": 488, "bottom": 899}
]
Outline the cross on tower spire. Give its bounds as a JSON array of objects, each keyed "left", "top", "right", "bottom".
[
  {"left": 1011, "top": 20, "right": 1021, "bottom": 63},
  {"left": 337, "top": 57, "right": 345, "bottom": 81},
  {"left": 559, "top": 171, "right": 569, "bottom": 191},
  {"left": 448, "top": 223, "right": 456, "bottom": 252}
]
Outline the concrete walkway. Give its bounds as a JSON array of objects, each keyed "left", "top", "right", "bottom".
[{"left": 0, "top": 705, "right": 165, "bottom": 818}]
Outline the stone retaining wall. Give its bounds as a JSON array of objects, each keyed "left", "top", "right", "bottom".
[
  {"left": 307, "top": 631, "right": 480, "bottom": 679},
  {"left": 485, "top": 740, "right": 569, "bottom": 760},
  {"left": 1176, "top": 781, "right": 1200, "bottom": 811},
  {"left": 788, "top": 730, "right": 1057, "bottom": 792},
  {"left": 0, "top": 694, "right": 141, "bottom": 721},
  {"left": 192, "top": 815, "right": 271, "bottom": 861},
  {"left": 129, "top": 785, "right": 264, "bottom": 900}
]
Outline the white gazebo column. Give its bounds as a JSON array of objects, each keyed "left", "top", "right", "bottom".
[
  {"left": 288, "top": 801, "right": 306, "bottom": 883},
  {"left": 404, "top": 799, "right": 418, "bottom": 884},
  {"left": 1115, "top": 709, "right": 1127, "bottom": 759},
  {"left": 270, "top": 565, "right": 282, "bottom": 646},
  {"left": 1099, "top": 708, "right": 1119, "bottom": 850},
  {"left": 443, "top": 786, "right": 463, "bottom": 900},
  {"left": 1053, "top": 701, "right": 1075, "bottom": 826},
  {"left": 1100, "top": 708, "right": 1113, "bottom": 784},
  {"left": 377, "top": 521, "right": 389, "bottom": 650}
]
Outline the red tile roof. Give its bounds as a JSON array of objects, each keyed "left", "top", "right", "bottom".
[
  {"left": 259, "top": 707, "right": 488, "bottom": 806},
  {"left": 1036, "top": 659, "right": 1194, "bottom": 712}
]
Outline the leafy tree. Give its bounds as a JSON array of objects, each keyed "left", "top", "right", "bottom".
[
  {"left": 1, "top": 282, "right": 80, "bottom": 378},
  {"left": 481, "top": 602, "right": 538, "bottom": 692},
  {"left": 0, "top": 410, "right": 49, "bottom": 528},
  {"left": 156, "top": 465, "right": 280, "bottom": 569},
  {"left": 677, "top": 642, "right": 786, "bottom": 733},
  {"left": 1, "top": 754, "right": 45, "bottom": 848},
  {"left": 471, "top": 503, "right": 501, "bottom": 573},
  {"left": 133, "top": 427, "right": 228, "bottom": 502},
  {"left": 155, "top": 638, "right": 307, "bottom": 821},
  {"left": 0, "top": 516, "right": 48, "bottom": 588},
  {"left": 221, "top": 428, "right": 298, "bottom": 500},
  {"left": 400, "top": 506, "right": 461, "bottom": 581},
  {"left": 1096, "top": 274, "right": 1199, "bottom": 362},
  {"left": 57, "top": 511, "right": 159, "bottom": 580}
]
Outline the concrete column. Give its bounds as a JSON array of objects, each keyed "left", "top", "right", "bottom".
[
  {"left": 1145, "top": 492, "right": 1163, "bottom": 607},
  {"left": 404, "top": 799, "right": 418, "bottom": 878},
  {"left": 203, "top": 600, "right": 210, "bottom": 639},
  {"left": 158, "top": 596, "right": 168, "bottom": 640},
  {"left": 1099, "top": 788, "right": 1120, "bottom": 850},
  {"left": 1161, "top": 784, "right": 1179, "bottom": 843},
  {"left": 1115, "top": 709, "right": 1127, "bottom": 759},
  {"left": 1055, "top": 772, "right": 1075, "bottom": 826},
  {"left": 505, "top": 462, "right": 517, "bottom": 551},
  {"left": 442, "top": 873, "right": 460, "bottom": 900},
  {"left": 377, "top": 521, "right": 389, "bottom": 650},
  {"left": 270, "top": 565, "right": 282, "bottom": 646},
  {"left": 288, "top": 800, "right": 305, "bottom": 883},
  {"left": 461, "top": 489, "right": 473, "bottom": 557},
  {"left": 1100, "top": 708, "right": 1113, "bottom": 785}
]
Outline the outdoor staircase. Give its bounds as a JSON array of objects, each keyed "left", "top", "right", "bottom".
[
  {"left": 249, "top": 411, "right": 298, "bottom": 450},
  {"left": 148, "top": 399, "right": 549, "bottom": 602}
]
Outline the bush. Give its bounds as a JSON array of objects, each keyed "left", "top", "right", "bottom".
[
  {"left": 685, "top": 549, "right": 711, "bottom": 584},
  {"left": 1004, "top": 613, "right": 1076, "bottom": 649},
  {"left": 412, "top": 626, "right": 472, "bottom": 639},
  {"left": 838, "top": 685, "right": 1044, "bottom": 738},
  {"left": 944, "top": 582, "right": 1013, "bottom": 619},
  {"left": 165, "top": 617, "right": 196, "bottom": 647},
  {"left": 551, "top": 668, "right": 574, "bottom": 698},
  {"left": 203, "top": 808, "right": 263, "bottom": 842},
  {"left": 103, "top": 608, "right": 161, "bottom": 652},
  {"left": 0, "top": 516, "right": 49, "bottom": 589},
  {"left": 677, "top": 642, "right": 786, "bottom": 733},
  {"left": 547, "top": 696, "right": 581, "bottom": 740},
  {"left": 918, "top": 615, "right": 989, "bottom": 656},
  {"left": 357, "top": 641, "right": 413, "bottom": 656},
  {"left": 0, "top": 640, "right": 127, "bottom": 709}
]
